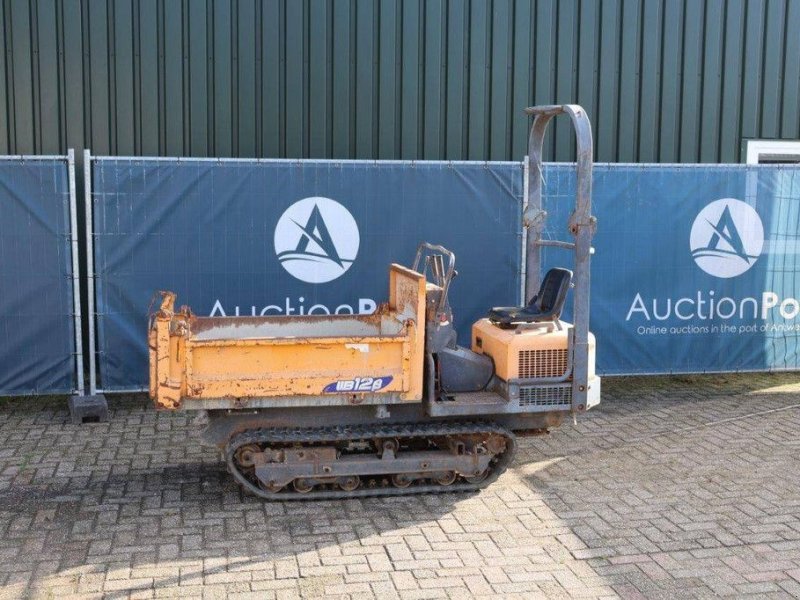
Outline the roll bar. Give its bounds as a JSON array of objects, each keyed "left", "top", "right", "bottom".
[
  {"left": 413, "top": 242, "right": 456, "bottom": 319},
  {"left": 524, "top": 104, "right": 596, "bottom": 411}
]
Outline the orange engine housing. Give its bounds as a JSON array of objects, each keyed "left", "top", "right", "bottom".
[{"left": 470, "top": 318, "right": 596, "bottom": 382}]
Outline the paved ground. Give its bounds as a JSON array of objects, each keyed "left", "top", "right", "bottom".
[{"left": 1, "top": 373, "right": 799, "bottom": 599}]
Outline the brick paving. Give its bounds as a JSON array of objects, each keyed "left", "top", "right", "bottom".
[{"left": 1, "top": 373, "right": 799, "bottom": 599}]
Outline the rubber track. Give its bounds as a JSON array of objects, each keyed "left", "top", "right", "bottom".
[{"left": 225, "top": 421, "right": 516, "bottom": 501}]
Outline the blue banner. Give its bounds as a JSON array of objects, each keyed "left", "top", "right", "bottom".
[
  {"left": 542, "top": 164, "right": 800, "bottom": 374},
  {"left": 0, "top": 158, "right": 76, "bottom": 395},
  {"left": 92, "top": 158, "right": 800, "bottom": 385},
  {"left": 92, "top": 159, "right": 523, "bottom": 390}
]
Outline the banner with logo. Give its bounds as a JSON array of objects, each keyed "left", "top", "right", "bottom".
[
  {"left": 91, "top": 159, "right": 523, "bottom": 390},
  {"left": 542, "top": 164, "right": 800, "bottom": 374},
  {"left": 0, "top": 158, "right": 77, "bottom": 395}
]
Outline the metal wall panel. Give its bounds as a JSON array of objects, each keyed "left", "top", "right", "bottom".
[{"left": 2, "top": 0, "right": 799, "bottom": 162}]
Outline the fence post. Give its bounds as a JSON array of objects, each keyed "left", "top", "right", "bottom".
[
  {"left": 67, "top": 149, "right": 85, "bottom": 396},
  {"left": 84, "top": 149, "right": 98, "bottom": 396},
  {"left": 67, "top": 149, "right": 109, "bottom": 425}
]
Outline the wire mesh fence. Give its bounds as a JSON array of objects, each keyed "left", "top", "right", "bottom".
[
  {"left": 538, "top": 162, "right": 800, "bottom": 374},
  {"left": 0, "top": 153, "right": 82, "bottom": 395},
  {"left": 1, "top": 151, "right": 796, "bottom": 395},
  {"left": 80, "top": 156, "right": 800, "bottom": 389},
  {"left": 86, "top": 157, "right": 524, "bottom": 392}
]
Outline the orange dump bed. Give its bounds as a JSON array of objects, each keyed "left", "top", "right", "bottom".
[{"left": 148, "top": 265, "right": 426, "bottom": 410}]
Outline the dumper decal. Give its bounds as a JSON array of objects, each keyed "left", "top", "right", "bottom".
[{"left": 323, "top": 376, "right": 393, "bottom": 393}]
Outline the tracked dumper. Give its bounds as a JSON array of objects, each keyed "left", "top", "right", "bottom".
[{"left": 149, "top": 104, "right": 600, "bottom": 499}]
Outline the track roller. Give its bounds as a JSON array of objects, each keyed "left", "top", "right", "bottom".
[{"left": 225, "top": 421, "right": 516, "bottom": 500}]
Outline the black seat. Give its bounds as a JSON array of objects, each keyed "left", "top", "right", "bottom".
[{"left": 488, "top": 268, "right": 573, "bottom": 326}]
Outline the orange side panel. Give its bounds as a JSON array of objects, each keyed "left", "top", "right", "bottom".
[{"left": 149, "top": 265, "right": 427, "bottom": 409}]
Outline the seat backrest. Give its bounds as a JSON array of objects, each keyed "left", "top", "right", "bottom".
[{"left": 532, "top": 268, "right": 573, "bottom": 317}]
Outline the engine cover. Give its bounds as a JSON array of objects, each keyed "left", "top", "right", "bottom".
[{"left": 471, "top": 318, "right": 596, "bottom": 382}]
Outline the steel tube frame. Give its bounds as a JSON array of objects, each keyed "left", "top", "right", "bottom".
[
  {"left": 90, "top": 156, "right": 522, "bottom": 167},
  {"left": 524, "top": 104, "right": 595, "bottom": 412},
  {"left": 83, "top": 150, "right": 98, "bottom": 395},
  {"left": 0, "top": 154, "right": 68, "bottom": 160},
  {"left": 92, "top": 154, "right": 794, "bottom": 170},
  {"left": 412, "top": 242, "right": 457, "bottom": 317},
  {"left": 66, "top": 150, "right": 85, "bottom": 395},
  {"left": 520, "top": 156, "right": 529, "bottom": 304}
]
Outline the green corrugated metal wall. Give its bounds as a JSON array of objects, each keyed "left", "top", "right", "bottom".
[{"left": 2, "top": 0, "right": 799, "bottom": 162}]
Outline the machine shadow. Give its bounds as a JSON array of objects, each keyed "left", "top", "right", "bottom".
[
  {"left": 16, "top": 371, "right": 783, "bottom": 597},
  {"left": 21, "top": 468, "right": 473, "bottom": 598},
  {"left": 0, "top": 394, "right": 482, "bottom": 597}
]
